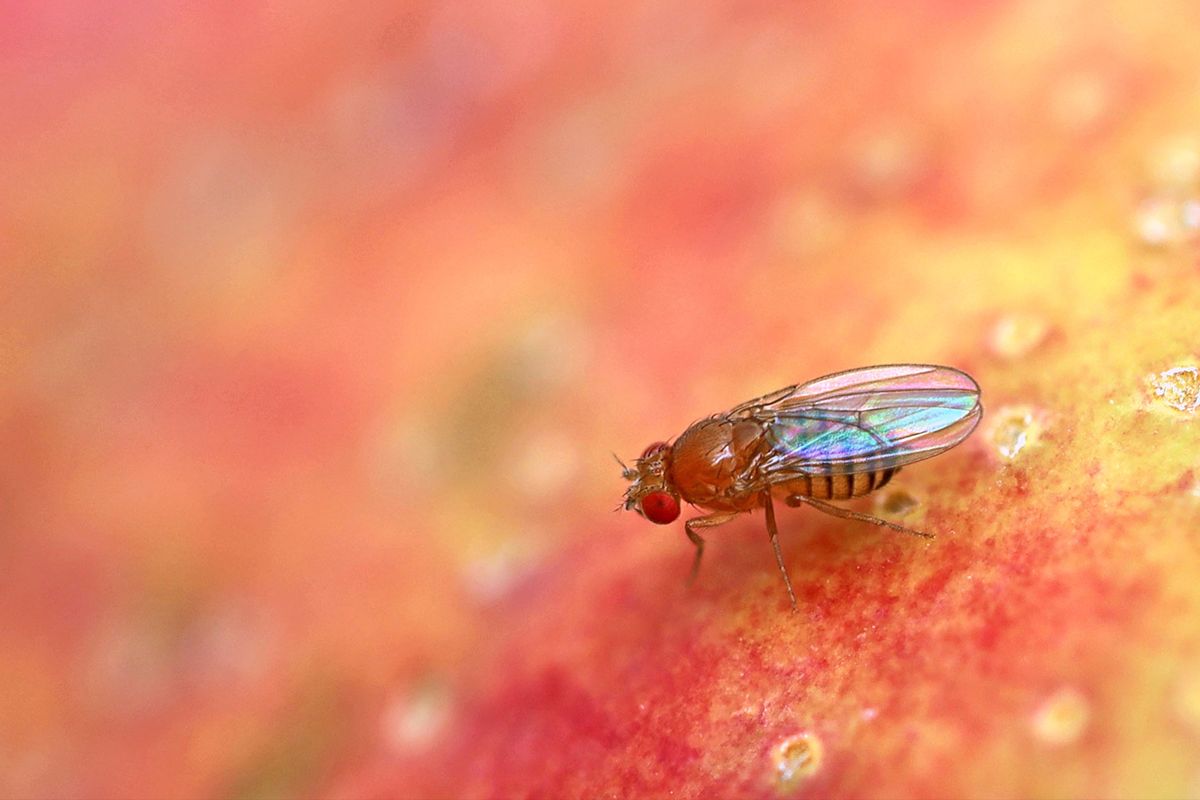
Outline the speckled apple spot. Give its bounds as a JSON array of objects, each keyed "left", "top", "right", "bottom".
[
  {"left": 986, "top": 405, "right": 1043, "bottom": 461},
  {"left": 1133, "top": 193, "right": 1200, "bottom": 247},
  {"left": 382, "top": 679, "right": 452, "bottom": 752},
  {"left": 772, "top": 732, "right": 823, "bottom": 791},
  {"left": 1031, "top": 687, "right": 1090, "bottom": 746},
  {"left": 875, "top": 489, "right": 918, "bottom": 517},
  {"left": 988, "top": 313, "right": 1049, "bottom": 359},
  {"left": 1149, "top": 366, "right": 1200, "bottom": 415}
]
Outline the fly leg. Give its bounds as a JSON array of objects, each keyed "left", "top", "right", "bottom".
[
  {"left": 785, "top": 493, "right": 934, "bottom": 540},
  {"left": 761, "top": 491, "right": 798, "bottom": 610},
  {"left": 684, "top": 512, "right": 740, "bottom": 587}
]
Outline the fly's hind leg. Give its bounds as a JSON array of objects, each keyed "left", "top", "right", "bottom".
[
  {"left": 761, "top": 490, "right": 798, "bottom": 611},
  {"left": 684, "top": 512, "right": 740, "bottom": 587},
  {"left": 785, "top": 493, "right": 934, "bottom": 540}
]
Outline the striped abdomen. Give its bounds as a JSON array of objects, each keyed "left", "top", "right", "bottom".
[{"left": 778, "top": 467, "right": 898, "bottom": 501}]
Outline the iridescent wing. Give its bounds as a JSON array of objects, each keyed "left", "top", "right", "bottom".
[{"left": 748, "top": 365, "right": 982, "bottom": 477}]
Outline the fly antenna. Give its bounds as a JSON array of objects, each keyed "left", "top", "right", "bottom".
[{"left": 613, "top": 452, "right": 637, "bottom": 480}]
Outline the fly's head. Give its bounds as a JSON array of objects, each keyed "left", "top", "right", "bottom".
[{"left": 619, "top": 441, "right": 681, "bottom": 524}]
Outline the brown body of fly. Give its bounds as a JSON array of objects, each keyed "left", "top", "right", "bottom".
[{"left": 620, "top": 365, "right": 982, "bottom": 609}]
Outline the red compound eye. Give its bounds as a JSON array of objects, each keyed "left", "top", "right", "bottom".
[
  {"left": 641, "top": 441, "right": 668, "bottom": 458},
  {"left": 640, "top": 491, "right": 680, "bottom": 524}
]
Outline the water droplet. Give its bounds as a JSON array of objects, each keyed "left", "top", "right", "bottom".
[
  {"left": 773, "top": 732, "right": 823, "bottom": 789},
  {"left": 1134, "top": 193, "right": 1200, "bottom": 247},
  {"left": 860, "top": 707, "right": 878, "bottom": 721},
  {"left": 382, "top": 680, "right": 452, "bottom": 752},
  {"left": 986, "top": 405, "right": 1043, "bottom": 461},
  {"left": 876, "top": 489, "right": 918, "bottom": 517},
  {"left": 1150, "top": 365, "right": 1200, "bottom": 415},
  {"left": 1032, "top": 687, "right": 1090, "bottom": 745},
  {"left": 988, "top": 313, "right": 1050, "bottom": 359}
]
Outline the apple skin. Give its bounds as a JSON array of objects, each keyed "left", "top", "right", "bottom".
[
  {"left": 321, "top": 1, "right": 1200, "bottom": 794},
  {"left": 322, "top": 1, "right": 1200, "bottom": 794},
  {"left": 331, "top": 304, "right": 1200, "bottom": 799},
  {"left": 6, "top": 2, "right": 1200, "bottom": 799}
]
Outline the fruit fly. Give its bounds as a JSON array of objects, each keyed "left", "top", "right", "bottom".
[{"left": 619, "top": 364, "right": 982, "bottom": 609}]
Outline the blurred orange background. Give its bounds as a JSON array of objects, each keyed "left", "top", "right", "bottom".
[{"left": 4, "top": 1, "right": 1200, "bottom": 798}]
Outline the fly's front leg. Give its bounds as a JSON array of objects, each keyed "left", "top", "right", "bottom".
[
  {"left": 785, "top": 493, "right": 934, "bottom": 539},
  {"left": 683, "top": 512, "right": 740, "bottom": 587}
]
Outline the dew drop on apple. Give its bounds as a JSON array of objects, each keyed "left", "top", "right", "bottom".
[
  {"left": 875, "top": 489, "right": 918, "bottom": 518},
  {"left": 1135, "top": 135, "right": 1200, "bottom": 246},
  {"left": 382, "top": 679, "right": 452, "bottom": 752},
  {"left": 772, "top": 732, "right": 823, "bottom": 790},
  {"left": 1031, "top": 687, "right": 1090, "bottom": 746},
  {"left": 1149, "top": 365, "right": 1200, "bottom": 415},
  {"left": 1133, "top": 193, "right": 1200, "bottom": 247},
  {"left": 988, "top": 313, "right": 1049, "bottom": 359},
  {"left": 985, "top": 405, "right": 1043, "bottom": 462}
]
